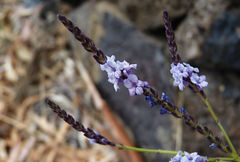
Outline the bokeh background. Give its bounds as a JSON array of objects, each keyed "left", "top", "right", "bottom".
[{"left": 0, "top": 0, "right": 240, "bottom": 161}]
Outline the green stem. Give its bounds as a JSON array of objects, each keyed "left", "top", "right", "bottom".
[
  {"left": 116, "top": 144, "right": 238, "bottom": 161},
  {"left": 199, "top": 95, "right": 238, "bottom": 158},
  {"left": 116, "top": 144, "right": 178, "bottom": 154},
  {"left": 207, "top": 157, "right": 235, "bottom": 161}
]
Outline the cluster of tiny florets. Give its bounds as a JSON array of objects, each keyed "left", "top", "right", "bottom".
[
  {"left": 145, "top": 94, "right": 158, "bottom": 108},
  {"left": 100, "top": 55, "right": 148, "bottom": 96},
  {"left": 170, "top": 63, "right": 208, "bottom": 91},
  {"left": 209, "top": 143, "right": 217, "bottom": 149},
  {"left": 170, "top": 151, "right": 207, "bottom": 162},
  {"left": 159, "top": 92, "right": 170, "bottom": 114}
]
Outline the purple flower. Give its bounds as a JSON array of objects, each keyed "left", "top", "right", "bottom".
[
  {"left": 100, "top": 55, "right": 137, "bottom": 91},
  {"left": 170, "top": 63, "right": 187, "bottom": 90},
  {"left": 100, "top": 55, "right": 148, "bottom": 96},
  {"left": 170, "top": 151, "right": 207, "bottom": 162},
  {"left": 161, "top": 92, "right": 167, "bottom": 101},
  {"left": 145, "top": 94, "right": 158, "bottom": 108},
  {"left": 190, "top": 73, "right": 208, "bottom": 89},
  {"left": 123, "top": 74, "right": 148, "bottom": 96},
  {"left": 180, "top": 106, "right": 186, "bottom": 114},
  {"left": 161, "top": 92, "right": 170, "bottom": 102},
  {"left": 170, "top": 63, "right": 208, "bottom": 91},
  {"left": 209, "top": 143, "right": 217, "bottom": 149},
  {"left": 160, "top": 108, "right": 168, "bottom": 114},
  {"left": 170, "top": 151, "right": 182, "bottom": 162},
  {"left": 88, "top": 139, "right": 97, "bottom": 144}
]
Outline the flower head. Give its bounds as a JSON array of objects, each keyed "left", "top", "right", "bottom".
[
  {"left": 145, "top": 94, "right": 158, "bottom": 108},
  {"left": 170, "top": 63, "right": 208, "bottom": 91},
  {"left": 123, "top": 74, "right": 148, "bottom": 96},
  {"left": 209, "top": 143, "right": 217, "bottom": 149},
  {"left": 170, "top": 151, "right": 207, "bottom": 162},
  {"left": 100, "top": 55, "right": 147, "bottom": 96},
  {"left": 190, "top": 73, "right": 208, "bottom": 89}
]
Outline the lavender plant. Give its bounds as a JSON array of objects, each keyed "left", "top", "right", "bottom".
[{"left": 45, "top": 11, "right": 240, "bottom": 162}]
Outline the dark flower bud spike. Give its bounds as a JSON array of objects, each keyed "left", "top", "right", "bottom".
[
  {"left": 45, "top": 98, "right": 115, "bottom": 146},
  {"left": 163, "top": 11, "right": 181, "bottom": 64},
  {"left": 57, "top": 14, "right": 107, "bottom": 64}
]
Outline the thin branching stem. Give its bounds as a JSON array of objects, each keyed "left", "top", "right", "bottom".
[{"left": 197, "top": 92, "right": 239, "bottom": 159}]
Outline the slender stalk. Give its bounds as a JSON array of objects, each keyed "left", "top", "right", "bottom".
[
  {"left": 117, "top": 145, "right": 237, "bottom": 161},
  {"left": 207, "top": 157, "right": 235, "bottom": 161},
  {"left": 142, "top": 87, "right": 231, "bottom": 154},
  {"left": 116, "top": 144, "right": 178, "bottom": 154},
  {"left": 198, "top": 93, "right": 238, "bottom": 158},
  {"left": 163, "top": 10, "right": 238, "bottom": 158}
]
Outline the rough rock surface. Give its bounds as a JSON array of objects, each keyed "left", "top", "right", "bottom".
[
  {"left": 202, "top": 12, "right": 240, "bottom": 71},
  {"left": 105, "top": 0, "right": 194, "bottom": 29},
  {"left": 175, "top": 0, "right": 230, "bottom": 61}
]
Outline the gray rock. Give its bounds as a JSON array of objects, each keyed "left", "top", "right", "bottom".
[
  {"left": 23, "top": 0, "right": 44, "bottom": 7},
  {"left": 202, "top": 12, "right": 240, "bottom": 70},
  {"left": 104, "top": 0, "right": 194, "bottom": 29},
  {"left": 175, "top": 0, "right": 230, "bottom": 61}
]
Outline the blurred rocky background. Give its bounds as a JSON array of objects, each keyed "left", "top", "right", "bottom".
[{"left": 0, "top": 0, "right": 239, "bottom": 161}]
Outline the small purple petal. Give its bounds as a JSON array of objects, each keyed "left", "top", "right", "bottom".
[
  {"left": 128, "top": 74, "right": 138, "bottom": 83},
  {"left": 123, "top": 79, "right": 133, "bottom": 89},
  {"left": 160, "top": 108, "right": 168, "bottom": 115},
  {"left": 179, "top": 82, "right": 184, "bottom": 91},
  {"left": 209, "top": 143, "right": 217, "bottom": 149},
  {"left": 137, "top": 80, "right": 144, "bottom": 87},
  {"left": 114, "top": 83, "right": 119, "bottom": 92},
  {"left": 135, "top": 87, "right": 143, "bottom": 95},
  {"left": 170, "top": 62, "right": 208, "bottom": 91},
  {"left": 128, "top": 88, "right": 136, "bottom": 96},
  {"left": 88, "top": 139, "right": 96, "bottom": 145}
]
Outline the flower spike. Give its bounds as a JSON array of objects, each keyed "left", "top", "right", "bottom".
[{"left": 45, "top": 98, "right": 115, "bottom": 146}]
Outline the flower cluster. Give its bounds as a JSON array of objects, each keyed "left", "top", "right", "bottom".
[
  {"left": 170, "top": 151, "right": 207, "bottom": 162},
  {"left": 100, "top": 55, "right": 148, "bottom": 96},
  {"left": 145, "top": 94, "right": 158, "bottom": 108},
  {"left": 170, "top": 63, "right": 208, "bottom": 91},
  {"left": 159, "top": 92, "right": 170, "bottom": 114}
]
